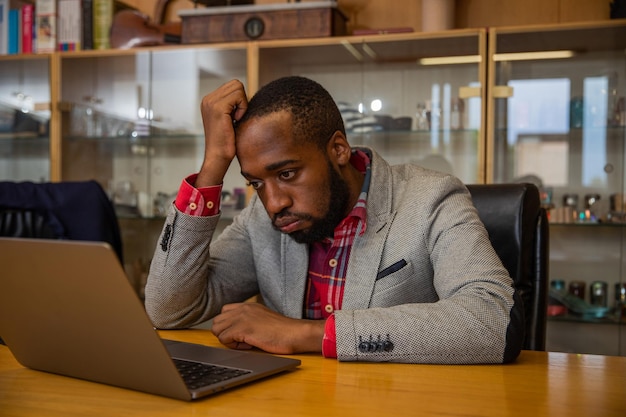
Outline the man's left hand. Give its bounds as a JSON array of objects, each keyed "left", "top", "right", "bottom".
[{"left": 211, "top": 302, "right": 325, "bottom": 354}]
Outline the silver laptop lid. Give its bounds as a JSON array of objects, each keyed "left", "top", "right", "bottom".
[{"left": 0, "top": 238, "right": 300, "bottom": 400}]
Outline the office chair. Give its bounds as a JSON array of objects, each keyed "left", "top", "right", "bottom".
[
  {"left": 466, "top": 183, "right": 549, "bottom": 351},
  {"left": 0, "top": 180, "right": 123, "bottom": 263}
]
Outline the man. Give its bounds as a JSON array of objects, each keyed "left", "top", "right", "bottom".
[{"left": 145, "top": 76, "right": 524, "bottom": 364}]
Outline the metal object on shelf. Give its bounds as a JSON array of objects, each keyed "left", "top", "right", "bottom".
[
  {"left": 584, "top": 194, "right": 601, "bottom": 208},
  {"left": 547, "top": 280, "right": 568, "bottom": 316},
  {"left": 590, "top": 281, "right": 608, "bottom": 307},
  {"left": 549, "top": 287, "right": 611, "bottom": 319},
  {"left": 616, "top": 283, "right": 626, "bottom": 320},
  {"left": 607, "top": 193, "right": 626, "bottom": 223},
  {"left": 562, "top": 194, "right": 578, "bottom": 210},
  {"left": 551, "top": 279, "right": 565, "bottom": 291},
  {"left": 568, "top": 280, "right": 586, "bottom": 301}
]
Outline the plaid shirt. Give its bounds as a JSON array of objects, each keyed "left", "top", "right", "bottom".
[
  {"left": 175, "top": 149, "right": 372, "bottom": 359},
  {"left": 307, "top": 149, "right": 371, "bottom": 358},
  {"left": 305, "top": 149, "right": 371, "bottom": 320}
]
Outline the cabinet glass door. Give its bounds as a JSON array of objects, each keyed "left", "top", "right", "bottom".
[
  {"left": 60, "top": 46, "right": 248, "bottom": 215},
  {"left": 60, "top": 50, "right": 151, "bottom": 203},
  {"left": 488, "top": 22, "right": 626, "bottom": 356},
  {"left": 0, "top": 55, "right": 51, "bottom": 181},
  {"left": 59, "top": 45, "right": 248, "bottom": 296},
  {"left": 148, "top": 46, "right": 249, "bottom": 220},
  {"left": 257, "top": 30, "right": 487, "bottom": 184}
]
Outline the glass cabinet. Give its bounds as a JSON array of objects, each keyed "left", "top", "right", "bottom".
[
  {"left": 57, "top": 45, "right": 249, "bottom": 293},
  {"left": 487, "top": 21, "right": 626, "bottom": 355},
  {"left": 255, "top": 29, "right": 487, "bottom": 184},
  {"left": 0, "top": 54, "right": 51, "bottom": 181}
]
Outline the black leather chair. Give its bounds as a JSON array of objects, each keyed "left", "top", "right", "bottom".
[
  {"left": 0, "top": 180, "right": 123, "bottom": 263},
  {"left": 466, "top": 183, "right": 549, "bottom": 351}
]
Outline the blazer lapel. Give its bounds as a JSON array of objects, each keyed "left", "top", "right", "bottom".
[
  {"left": 342, "top": 148, "right": 395, "bottom": 310},
  {"left": 281, "top": 233, "right": 309, "bottom": 319},
  {"left": 342, "top": 211, "right": 394, "bottom": 310}
]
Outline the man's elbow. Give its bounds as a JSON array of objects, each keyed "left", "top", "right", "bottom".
[{"left": 501, "top": 292, "right": 526, "bottom": 363}]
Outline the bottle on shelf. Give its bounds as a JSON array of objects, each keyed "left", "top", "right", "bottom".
[{"left": 414, "top": 102, "right": 429, "bottom": 131}]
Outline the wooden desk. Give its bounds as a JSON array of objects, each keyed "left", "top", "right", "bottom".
[{"left": 1, "top": 330, "right": 625, "bottom": 416}]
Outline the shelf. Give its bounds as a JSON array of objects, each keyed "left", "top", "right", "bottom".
[
  {"left": 493, "top": 20, "right": 626, "bottom": 54},
  {"left": 65, "top": 133, "right": 204, "bottom": 143},
  {"left": 0, "top": 133, "right": 48, "bottom": 141},
  {"left": 115, "top": 208, "right": 242, "bottom": 222},
  {"left": 494, "top": 126, "right": 626, "bottom": 133},
  {"left": 257, "top": 30, "right": 483, "bottom": 67},
  {"left": 65, "top": 129, "right": 479, "bottom": 141},
  {"left": 63, "top": 130, "right": 481, "bottom": 155},
  {"left": 548, "top": 313, "right": 625, "bottom": 325},
  {"left": 549, "top": 221, "right": 626, "bottom": 228},
  {"left": 352, "top": 128, "right": 479, "bottom": 135}
]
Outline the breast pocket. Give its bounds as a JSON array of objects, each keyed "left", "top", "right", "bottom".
[
  {"left": 371, "top": 259, "right": 422, "bottom": 307},
  {"left": 376, "top": 259, "right": 408, "bottom": 280}
]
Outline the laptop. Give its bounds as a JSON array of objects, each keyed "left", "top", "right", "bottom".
[{"left": 0, "top": 237, "right": 300, "bottom": 401}]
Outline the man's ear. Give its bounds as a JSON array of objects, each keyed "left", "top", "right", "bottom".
[{"left": 327, "top": 131, "right": 351, "bottom": 166}]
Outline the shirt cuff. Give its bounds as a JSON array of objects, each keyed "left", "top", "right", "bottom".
[
  {"left": 174, "top": 174, "right": 222, "bottom": 216},
  {"left": 321, "top": 314, "right": 337, "bottom": 359}
]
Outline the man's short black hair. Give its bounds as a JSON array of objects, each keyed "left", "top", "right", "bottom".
[{"left": 237, "top": 76, "right": 346, "bottom": 149}]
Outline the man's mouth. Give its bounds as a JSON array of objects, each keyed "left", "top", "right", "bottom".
[{"left": 273, "top": 216, "right": 304, "bottom": 233}]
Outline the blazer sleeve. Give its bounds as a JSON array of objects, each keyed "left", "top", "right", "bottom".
[{"left": 144, "top": 203, "right": 260, "bottom": 329}]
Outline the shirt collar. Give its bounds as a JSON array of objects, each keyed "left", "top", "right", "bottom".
[{"left": 328, "top": 148, "right": 372, "bottom": 241}]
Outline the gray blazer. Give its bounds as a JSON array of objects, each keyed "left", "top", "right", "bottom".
[{"left": 145, "top": 148, "right": 524, "bottom": 364}]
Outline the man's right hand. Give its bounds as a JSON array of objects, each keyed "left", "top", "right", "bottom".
[{"left": 195, "top": 79, "right": 249, "bottom": 188}]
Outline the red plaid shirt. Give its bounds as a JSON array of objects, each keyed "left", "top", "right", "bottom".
[
  {"left": 175, "top": 150, "right": 371, "bottom": 359},
  {"left": 306, "top": 150, "right": 370, "bottom": 358}
]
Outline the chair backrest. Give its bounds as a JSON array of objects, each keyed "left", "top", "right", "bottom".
[
  {"left": 466, "top": 183, "right": 549, "bottom": 351},
  {"left": 0, "top": 180, "right": 123, "bottom": 264}
]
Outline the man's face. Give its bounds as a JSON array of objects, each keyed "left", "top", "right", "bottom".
[{"left": 236, "top": 111, "right": 350, "bottom": 244}]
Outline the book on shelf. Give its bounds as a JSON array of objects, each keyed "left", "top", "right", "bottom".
[
  {"left": 92, "top": 0, "right": 112, "bottom": 49},
  {"left": 0, "top": 1, "right": 35, "bottom": 55},
  {"left": 21, "top": 2, "right": 34, "bottom": 53},
  {"left": 81, "top": 0, "right": 92, "bottom": 49},
  {"left": 35, "top": 0, "right": 56, "bottom": 53},
  {"left": 7, "top": 6, "right": 18, "bottom": 54},
  {"left": 0, "top": 0, "right": 8, "bottom": 55},
  {"left": 1, "top": 0, "right": 142, "bottom": 54},
  {"left": 58, "top": 0, "right": 81, "bottom": 50}
]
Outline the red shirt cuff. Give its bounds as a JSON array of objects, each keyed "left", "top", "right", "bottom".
[
  {"left": 322, "top": 314, "right": 337, "bottom": 359},
  {"left": 174, "top": 174, "right": 222, "bottom": 216}
]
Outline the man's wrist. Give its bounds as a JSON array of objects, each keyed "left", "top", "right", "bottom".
[{"left": 292, "top": 319, "right": 326, "bottom": 354}]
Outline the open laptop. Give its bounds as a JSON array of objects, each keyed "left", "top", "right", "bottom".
[{"left": 0, "top": 237, "right": 300, "bottom": 401}]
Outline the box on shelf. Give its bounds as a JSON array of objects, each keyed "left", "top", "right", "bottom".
[{"left": 178, "top": 1, "right": 347, "bottom": 44}]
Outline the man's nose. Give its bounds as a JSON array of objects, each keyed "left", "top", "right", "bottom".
[{"left": 262, "top": 183, "right": 291, "bottom": 216}]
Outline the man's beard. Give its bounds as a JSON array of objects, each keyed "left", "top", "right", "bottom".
[{"left": 274, "top": 162, "right": 351, "bottom": 245}]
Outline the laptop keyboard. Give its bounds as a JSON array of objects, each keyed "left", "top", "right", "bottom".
[{"left": 173, "top": 358, "right": 252, "bottom": 390}]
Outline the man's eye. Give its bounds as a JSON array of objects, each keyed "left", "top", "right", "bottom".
[
  {"left": 247, "top": 181, "right": 262, "bottom": 190},
  {"left": 279, "top": 170, "right": 296, "bottom": 180}
]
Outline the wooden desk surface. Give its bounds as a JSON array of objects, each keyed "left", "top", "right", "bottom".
[{"left": 1, "top": 329, "right": 625, "bottom": 417}]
